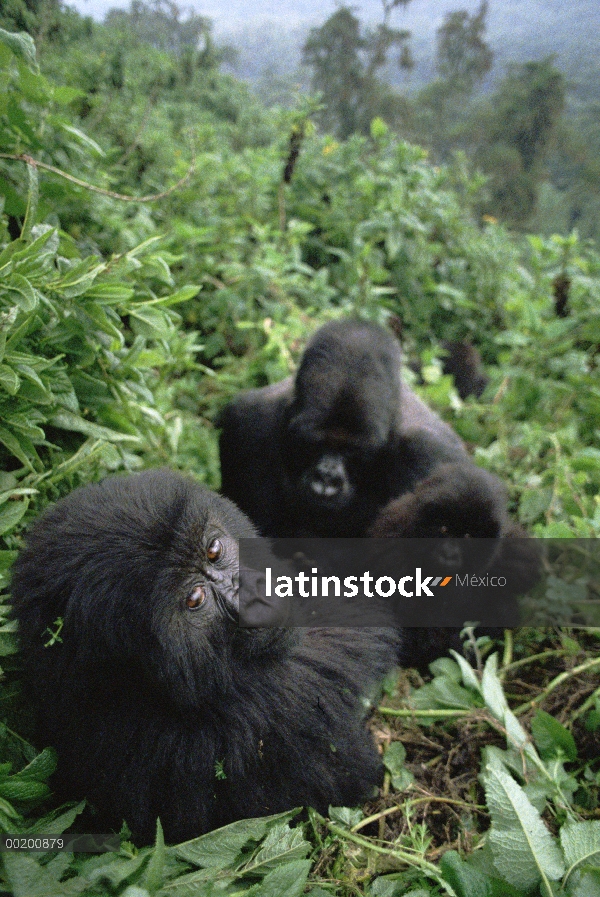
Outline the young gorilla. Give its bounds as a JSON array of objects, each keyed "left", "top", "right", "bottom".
[
  {"left": 219, "top": 320, "right": 507, "bottom": 540},
  {"left": 368, "top": 480, "right": 539, "bottom": 672},
  {"left": 11, "top": 469, "right": 400, "bottom": 845}
]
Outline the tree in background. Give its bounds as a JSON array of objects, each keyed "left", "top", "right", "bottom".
[
  {"left": 302, "top": 1, "right": 412, "bottom": 139},
  {"left": 410, "top": 2, "right": 493, "bottom": 161},
  {"left": 0, "top": 0, "right": 69, "bottom": 46},
  {"left": 436, "top": 1, "right": 493, "bottom": 93},
  {"left": 105, "top": 0, "right": 214, "bottom": 60},
  {"left": 474, "top": 58, "right": 565, "bottom": 225}
]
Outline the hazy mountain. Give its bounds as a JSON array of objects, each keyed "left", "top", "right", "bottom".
[
  {"left": 64, "top": 0, "right": 599, "bottom": 101},
  {"left": 215, "top": 0, "right": 599, "bottom": 102}
]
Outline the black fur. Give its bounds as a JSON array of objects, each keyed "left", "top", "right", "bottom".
[
  {"left": 219, "top": 320, "right": 506, "bottom": 540},
  {"left": 439, "top": 340, "right": 489, "bottom": 400},
  {"left": 369, "top": 491, "right": 538, "bottom": 672},
  {"left": 11, "top": 469, "right": 400, "bottom": 844}
]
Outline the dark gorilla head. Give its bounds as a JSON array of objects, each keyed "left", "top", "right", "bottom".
[
  {"left": 369, "top": 463, "right": 507, "bottom": 540},
  {"left": 12, "top": 469, "right": 289, "bottom": 713},
  {"left": 283, "top": 320, "right": 402, "bottom": 515},
  {"left": 11, "top": 469, "right": 399, "bottom": 843}
]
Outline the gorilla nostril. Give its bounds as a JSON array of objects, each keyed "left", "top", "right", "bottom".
[{"left": 311, "top": 477, "right": 341, "bottom": 496}]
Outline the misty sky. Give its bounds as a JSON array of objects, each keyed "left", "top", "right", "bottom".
[{"left": 62, "top": 0, "right": 484, "bottom": 34}]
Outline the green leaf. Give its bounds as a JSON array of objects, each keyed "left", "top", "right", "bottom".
[
  {"left": 0, "top": 779, "right": 50, "bottom": 801},
  {"left": 246, "top": 859, "right": 311, "bottom": 897},
  {"left": 144, "top": 818, "right": 166, "bottom": 894},
  {"left": 149, "top": 284, "right": 200, "bottom": 306},
  {"left": 569, "top": 870, "right": 600, "bottom": 897},
  {"left": 0, "top": 498, "right": 28, "bottom": 535},
  {"left": 384, "top": 742, "right": 415, "bottom": 790},
  {"left": 429, "top": 658, "right": 463, "bottom": 682},
  {"left": 59, "top": 123, "right": 105, "bottom": 157},
  {"left": 0, "top": 551, "right": 18, "bottom": 573},
  {"left": 2, "top": 852, "right": 78, "bottom": 897},
  {"left": 241, "top": 822, "right": 310, "bottom": 875},
  {"left": 531, "top": 710, "right": 577, "bottom": 762},
  {"left": 49, "top": 411, "right": 139, "bottom": 443},
  {"left": 0, "top": 28, "right": 38, "bottom": 72},
  {"left": 481, "top": 655, "right": 530, "bottom": 752},
  {"left": 439, "top": 850, "right": 491, "bottom": 897},
  {"left": 26, "top": 801, "right": 85, "bottom": 836},
  {"left": 561, "top": 821, "right": 600, "bottom": 885},
  {"left": 129, "top": 306, "right": 173, "bottom": 337},
  {"left": 483, "top": 758, "right": 565, "bottom": 890},
  {"left": 0, "top": 364, "right": 21, "bottom": 395},
  {"left": 83, "top": 853, "right": 147, "bottom": 889},
  {"left": 0, "top": 425, "right": 35, "bottom": 470},
  {"left": 85, "top": 283, "right": 135, "bottom": 303},
  {"left": 430, "top": 677, "right": 479, "bottom": 710},
  {"left": 449, "top": 650, "right": 481, "bottom": 693},
  {"left": 328, "top": 806, "right": 364, "bottom": 827},
  {"left": 52, "top": 86, "right": 85, "bottom": 105},
  {"left": 7, "top": 274, "right": 38, "bottom": 312},
  {"left": 174, "top": 810, "right": 301, "bottom": 868},
  {"left": 17, "top": 748, "right": 57, "bottom": 781}
]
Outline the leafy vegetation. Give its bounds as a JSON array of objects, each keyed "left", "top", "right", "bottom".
[{"left": 0, "top": 8, "right": 599, "bottom": 896}]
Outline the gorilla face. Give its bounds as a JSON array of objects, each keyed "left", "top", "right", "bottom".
[
  {"left": 369, "top": 464, "right": 507, "bottom": 540},
  {"left": 281, "top": 320, "right": 402, "bottom": 514},
  {"left": 12, "top": 469, "right": 286, "bottom": 710}
]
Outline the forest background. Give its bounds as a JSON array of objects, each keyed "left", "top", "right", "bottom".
[{"left": 0, "top": 0, "right": 600, "bottom": 895}]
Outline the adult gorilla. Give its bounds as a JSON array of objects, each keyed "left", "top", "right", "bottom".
[
  {"left": 11, "top": 469, "right": 400, "bottom": 844},
  {"left": 219, "top": 320, "right": 507, "bottom": 540}
]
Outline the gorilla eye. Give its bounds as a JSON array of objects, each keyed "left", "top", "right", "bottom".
[
  {"left": 207, "top": 538, "right": 223, "bottom": 562},
  {"left": 186, "top": 585, "right": 206, "bottom": 610}
]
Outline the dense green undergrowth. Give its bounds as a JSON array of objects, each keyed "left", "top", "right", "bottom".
[{"left": 0, "top": 23, "right": 599, "bottom": 897}]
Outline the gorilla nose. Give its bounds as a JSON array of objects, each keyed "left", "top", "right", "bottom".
[{"left": 312, "top": 455, "right": 347, "bottom": 497}]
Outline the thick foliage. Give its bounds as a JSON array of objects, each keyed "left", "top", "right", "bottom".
[{"left": 0, "top": 17, "right": 599, "bottom": 897}]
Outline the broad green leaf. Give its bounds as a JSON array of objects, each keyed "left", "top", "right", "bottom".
[
  {"left": 2, "top": 852, "right": 79, "bottom": 897},
  {"left": 0, "top": 498, "right": 28, "bottom": 535},
  {"left": 81, "top": 853, "right": 147, "bottom": 889},
  {"left": 0, "top": 28, "right": 38, "bottom": 72},
  {"left": 0, "top": 779, "right": 50, "bottom": 801},
  {"left": 129, "top": 306, "right": 174, "bottom": 336},
  {"left": 241, "top": 822, "right": 310, "bottom": 874},
  {"left": 569, "top": 870, "right": 600, "bottom": 897},
  {"left": 157, "top": 870, "right": 232, "bottom": 895},
  {"left": 17, "top": 748, "right": 57, "bottom": 781},
  {"left": 174, "top": 810, "right": 301, "bottom": 868},
  {"left": 561, "top": 821, "right": 600, "bottom": 885},
  {"left": 483, "top": 758, "right": 565, "bottom": 890},
  {"left": 449, "top": 650, "right": 481, "bottom": 693},
  {"left": 328, "top": 806, "right": 364, "bottom": 827},
  {"left": 430, "top": 677, "right": 479, "bottom": 710},
  {"left": 7, "top": 274, "right": 38, "bottom": 312},
  {"left": 439, "top": 850, "right": 491, "bottom": 897},
  {"left": 0, "top": 426, "right": 35, "bottom": 470},
  {"left": 0, "top": 364, "right": 20, "bottom": 395},
  {"left": 531, "top": 710, "right": 577, "bottom": 762},
  {"left": 245, "top": 859, "right": 311, "bottom": 897},
  {"left": 52, "top": 85, "right": 85, "bottom": 105},
  {"left": 429, "top": 658, "right": 462, "bottom": 682},
  {"left": 50, "top": 411, "right": 139, "bottom": 443}
]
